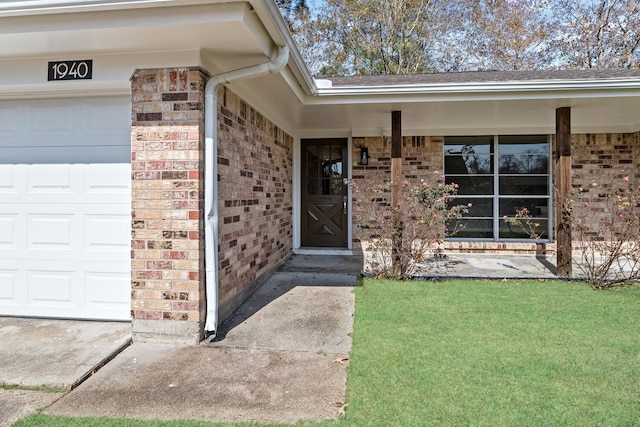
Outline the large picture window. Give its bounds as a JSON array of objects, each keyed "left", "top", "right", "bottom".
[{"left": 444, "top": 135, "right": 551, "bottom": 241}]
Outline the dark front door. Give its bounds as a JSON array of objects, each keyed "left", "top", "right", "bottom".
[{"left": 301, "top": 138, "right": 348, "bottom": 247}]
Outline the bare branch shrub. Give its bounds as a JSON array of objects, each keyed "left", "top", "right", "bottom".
[
  {"left": 507, "top": 170, "right": 639, "bottom": 288},
  {"left": 571, "top": 175, "right": 640, "bottom": 288},
  {"left": 352, "top": 172, "right": 469, "bottom": 279}
]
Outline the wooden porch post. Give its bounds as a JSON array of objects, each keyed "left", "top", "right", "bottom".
[
  {"left": 556, "top": 107, "right": 572, "bottom": 278},
  {"left": 391, "top": 111, "right": 403, "bottom": 277}
]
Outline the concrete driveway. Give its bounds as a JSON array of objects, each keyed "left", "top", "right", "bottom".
[{"left": 0, "top": 318, "right": 131, "bottom": 427}]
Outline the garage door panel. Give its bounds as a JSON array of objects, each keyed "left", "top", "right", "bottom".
[
  {"left": 28, "top": 268, "right": 77, "bottom": 307},
  {"left": 2, "top": 146, "right": 130, "bottom": 164},
  {"left": 29, "top": 103, "right": 73, "bottom": 133},
  {"left": 0, "top": 214, "right": 18, "bottom": 249},
  {"left": 0, "top": 204, "right": 129, "bottom": 261},
  {"left": 0, "top": 261, "right": 130, "bottom": 320},
  {"left": 0, "top": 165, "right": 20, "bottom": 193},
  {"left": 28, "top": 213, "right": 75, "bottom": 250},
  {"left": 0, "top": 269, "right": 20, "bottom": 306},
  {"left": 87, "top": 100, "right": 131, "bottom": 132},
  {"left": 85, "top": 163, "right": 131, "bottom": 193},
  {"left": 85, "top": 267, "right": 131, "bottom": 310},
  {"left": 0, "top": 96, "right": 131, "bottom": 321},
  {"left": 0, "top": 98, "right": 130, "bottom": 164},
  {"left": 1, "top": 164, "right": 130, "bottom": 202},
  {"left": 0, "top": 104, "right": 18, "bottom": 134},
  {"left": 85, "top": 213, "right": 131, "bottom": 253},
  {"left": 27, "top": 164, "right": 76, "bottom": 193}
]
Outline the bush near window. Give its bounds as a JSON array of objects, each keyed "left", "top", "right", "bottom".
[
  {"left": 352, "top": 172, "right": 469, "bottom": 279},
  {"left": 507, "top": 170, "right": 640, "bottom": 288}
]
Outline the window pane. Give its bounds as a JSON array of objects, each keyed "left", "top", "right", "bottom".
[
  {"left": 320, "top": 178, "right": 331, "bottom": 195},
  {"left": 320, "top": 145, "right": 343, "bottom": 179},
  {"left": 445, "top": 136, "right": 494, "bottom": 154},
  {"left": 448, "top": 219, "right": 493, "bottom": 238},
  {"left": 447, "top": 176, "right": 493, "bottom": 195},
  {"left": 499, "top": 135, "right": 549, "bottom": 155},
  {"left": 500, "top": 219, "right": 549, "bottom": 239},
  {"left": 449, "top": 197, "right": 493, "bottom": 217},
  {"left": 499, "top": 198, "right": 549, "bottom": 217},
  {"left": 330, "top": 178, "right": 343, "bottom": 195},
  {"left": 445, "top": 154, "right": 493, "bottom": 174},
  {"left": 499, "top": 176, "right": 549, "bottom": 195},
  {"left": 499, "top": 155, "right": 548, "bottom": 174}
]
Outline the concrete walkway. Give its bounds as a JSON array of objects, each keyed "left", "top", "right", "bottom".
[{"left": 43, "top": 256, "right": 359, "bottom": 424}]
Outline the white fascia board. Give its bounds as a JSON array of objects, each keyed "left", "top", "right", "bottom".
[
  {"left": 312, "top": 79, "right": 640, "bottom": 104},
  {"left": 0, "top": 0, "right": 222, "bottom": 16},
  {"left": 248, "top": 0, "right": 317, "bottom": 96},
  {"left": 0, "top": 2, "right": 248, "bottom": 34}
]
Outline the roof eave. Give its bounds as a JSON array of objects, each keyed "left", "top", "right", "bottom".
[
  {"left": 248, "top": 0, "right": 317, "bottom": 96},
  {"left": 0, "top": 0, "right": 219, "bottom": 16},
  {"left": 315, "top": 78, "right": 640, "bottom": 100}
]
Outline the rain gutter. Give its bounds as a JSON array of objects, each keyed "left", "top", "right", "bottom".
[{"left": 313, "top": 79, "right": 640, "bottom": 100}]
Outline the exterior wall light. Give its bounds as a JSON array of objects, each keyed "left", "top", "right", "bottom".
[{"left": 360, "top": 146, "right": 369, "bottom": 165}]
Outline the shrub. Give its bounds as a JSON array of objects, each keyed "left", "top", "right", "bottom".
[
  {"left": 352, "top": 172, "right": 468, "bottom": 279},
  {"left": 506, "top": 170, "right": 639, "bottom": 288},
  {"left": 571, "top": 175, "right": 640, "bottom": 288}
]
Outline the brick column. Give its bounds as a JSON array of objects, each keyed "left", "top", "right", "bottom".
[{"left": 130, "top": 67, "right": 209, "bottom": 344}]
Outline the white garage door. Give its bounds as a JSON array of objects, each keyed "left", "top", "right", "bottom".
[{"left": 0, "top": 96, "right": 131, "bottom": 320}]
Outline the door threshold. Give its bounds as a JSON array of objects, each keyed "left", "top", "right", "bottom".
[{"left": 294, "top": 248, "right": 353, "bottom": 256}]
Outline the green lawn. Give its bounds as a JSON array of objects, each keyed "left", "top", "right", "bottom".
[
  {"left": 343, "top": 279, "right": 639, "bottom": 426},
  {"left": 15, "top": 280, "right": 640, "bottom": 427}
]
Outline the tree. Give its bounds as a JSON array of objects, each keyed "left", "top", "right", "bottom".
[
  {"left": 307, "top": 0, "right": 445, "bottom": 76},
  {"left": 282, "top": 0, "right": 640, "bottom": 75},
  {"left": 443, "top": 0, "right": 557, "bottom": 71},
  {"left": 554, "top": 0, "right": 640, "bottom": 69},
  {"left": 276, "top": 0, "right": 310, "bottom": 31}
]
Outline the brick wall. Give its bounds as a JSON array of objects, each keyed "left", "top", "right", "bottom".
[
  {"left": 130, "top": 70, "right": 294, "bottom": 343},
  {"left": 352, "top": 136, "right": 443, "bottom": 186},
  {"left": 567, "top": 132, "right": 639, "bottom": 239},
  {"left": 351, "top": 136, "right": 444, "bottom": 254},
  {"left": 130, "top": 67, "right": 208, "bottom": 344},
  {"left": 352, "top": 132, "right": 639, "bottom": 256},
  {"left": 216, "top": 87, "right": 293, "bottom": 321}
]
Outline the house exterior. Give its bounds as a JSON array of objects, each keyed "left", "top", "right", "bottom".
[{"left": 1, "top": 0, "right": 638, "bottom": 344}]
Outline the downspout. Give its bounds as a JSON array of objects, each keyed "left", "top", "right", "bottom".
[{"left": 203, "top": 45, "right": 289, "bottom": 340}]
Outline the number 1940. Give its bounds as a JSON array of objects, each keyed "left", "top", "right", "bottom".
[{"left": 48, "top": 60, "right": 93, "bottom": 81}]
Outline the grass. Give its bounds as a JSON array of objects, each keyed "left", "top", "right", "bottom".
[
  {"left": 343, "top": 279, "right": 639, "bottom": 426},
  {"left": 14, "top": 280, "right": 640, "bottom": 427}
]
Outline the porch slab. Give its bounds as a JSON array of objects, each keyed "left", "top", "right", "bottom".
[{"left": 414, "top": 253, "right": 559, "bottom": 279}]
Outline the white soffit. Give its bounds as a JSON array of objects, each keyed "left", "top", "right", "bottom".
[
  {"left": 0, "top": 2, "right": 272, "bottom": 71},
  {"left": 296, "top": 95, "right": 640, "bottom": 135}
]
